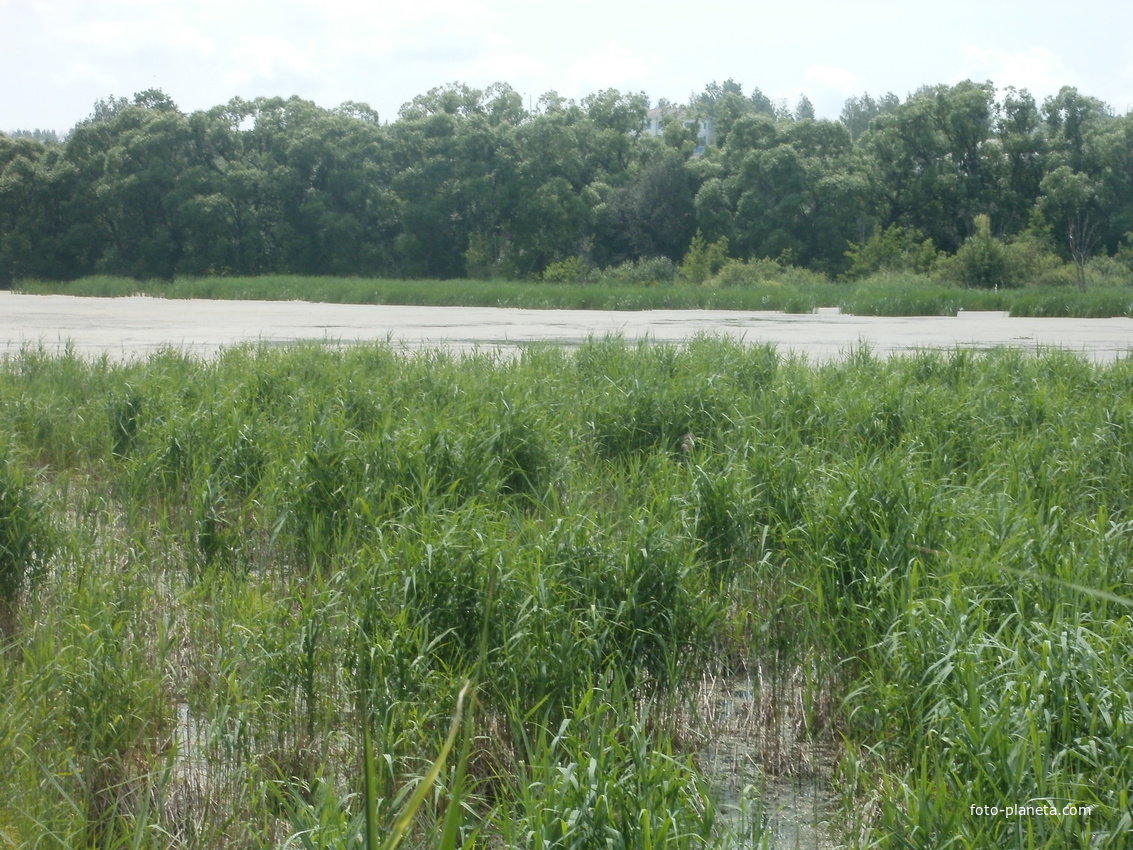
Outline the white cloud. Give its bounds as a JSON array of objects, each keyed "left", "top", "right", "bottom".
[
  {"left": 468, "top": 52, "right": 546, "bottom": 84},
  {"left": 959, "top": 44, "right": 1071, "bottom": 96},
  {"left": 236, "top": 35, "right": 313, "bottom": 79},
  {"left": 316, "top": 0, "right": 492, "bottom": 21},
  {"left": 308, "top": 0, "right": 503, "bottom": 71},
  {"left": 54, "top": 59, "right": 118, "bottom": 90},
  {"left": 55, "top": 12, "right": 215, "bottom": 56},
  {"left": 568, "top": 43, "right": 653, "bottom": 92},
  {"left": 804, "top": 64, "right": 863, "bottom": 95},
  {"left": 7, "top": 0, "right": 1131, "bottom": 134},
  {"left": 168, "top": 24, "right": 216, "bottom": 55},
  {"left": 224, "top": 69, "right": 252, "bottom": 89}
]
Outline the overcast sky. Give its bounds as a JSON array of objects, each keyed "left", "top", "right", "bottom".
[{"left": 3, "top": 0, "right": 1132, "bottom": 134}]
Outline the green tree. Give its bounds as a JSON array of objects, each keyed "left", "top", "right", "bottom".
[
  {"left": 839, "top": 91, "right": 900, "bottom": 141},
  {"left": 992, "top": 87, "right": 1047, "bottom": 235},
  {"left": 747, "top": 87, "right": 776, "bottom": 118},
  {"left": 1038, "top": 165, "right": 1101, "bottom": 289},
  {"left": 80, "top": 92, "right": 193, "bottom": 278},
  {"left": 795, "top": 95, "right": 816, "bottom": 122},
  {"left": 713, "top": 115, "right": 868, "bottom": 272},
  {"left": 693, "top": 176, "right": 731, "bottom": 245},
  {"left": 392, "top": 90, "right": 520, "bottom": 277},
  {"left": 1042, "top": 86, "right": 1112, "bottom": 174},
  {"left": 598, "top": 150, "right": 697, "bottom": 264},
  {"left": 1097, "top": 114, "right": 1133, "bottom": 252},
  {"left": 860, "top": 81, "right": 997, "bottom": 252},
  {"left": 693, "top": 78, "right": 755, "bottom": 148},
  {"left": 0, "top": 136, "right": 68, "bottom": 281},
  {"left": 6, "top": 129, "right": 61, "bottom": 144},
  {"left": 508, "top": 90, "right": 654, "bottom": 274}
]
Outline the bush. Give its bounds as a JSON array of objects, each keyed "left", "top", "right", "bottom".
[
  {"left": 598, "top": 256, "right": 678, "bottom": 285},
  {"left": 843, "top": 225, "right": 938, "bottom": 280},
  {"left": 679, "top": 231, "right": 729, "bottom": 285},
  {"left": 1116, "top": 233, "right": 1133, "bottom": 274},
  {"left": 935, "top": 214, "right": 1016, "bottom": 288},
  {"left": 709, "top": 258, "right": 782, "bottom": 288},
  {"left": 1002, "top": 235, "right": 1076, "bottom": 288},
  {"left": 465, "top": 232, "right": 519, "bottom": 280},
  {"left": 1084, "top": 254, "right": 1133, "bottom": 288},
  {"left": 708, "top": 257, "right": 828, "bottom": 288},
  {"left": 541, "top": 257, "right": 591, "bottom": 284},
  {"left": 933, "top": 217, "right": 1078, "bottom": 289}
]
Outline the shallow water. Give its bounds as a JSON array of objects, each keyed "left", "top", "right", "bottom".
[
  {"left": 694, "top": 675, "right": 840, "bottom": 849},
  {"left": 3, "top": 291, "right": 1133, "bottom": 361}
]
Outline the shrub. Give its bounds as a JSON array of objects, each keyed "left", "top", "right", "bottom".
[
  {"left": 598, "top": 256, "right": 678, "bottom": 285},
  {"left": 708, "top": 256, "right": 828, "bottom": 288},
  {"left": 541, "top": 257, "right": 591, "bottom": 283},
  {"left": 843, "top": 225, "right": 939, "bottom": 280},
  {"left": 710, "top": 258, "right": 782, "bottom": 288},
  {"left": 679, "top": 231, "right": 729, "bottom": 285},
  {"left": 1116, "top": 232, "right": 1133, "bottom": 273},
  {"left": 932, "top": 217, "right": 1078, "bottom": 289},
  {"left": 1003, "top": 234, "right": 1076, "bottom": 287},
  {"left": 935, "top": 214, "right": 1016, "bottom": 288},
  {"left": 1084, "top": 254, "right": 1133, "bottom": 288}
]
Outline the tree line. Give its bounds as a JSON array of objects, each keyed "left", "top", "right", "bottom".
[{"left": 2, "top": 79, "right": 1131, "bottom": 285}]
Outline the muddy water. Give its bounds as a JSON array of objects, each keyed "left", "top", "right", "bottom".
[
  {"left": 696, "top": 676, "right": 840, "bottom": 848},
  {"left": 3, "top": 291, "right": 1133, "bottom": 360}
]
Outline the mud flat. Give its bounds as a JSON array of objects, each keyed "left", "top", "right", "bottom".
[{"left": 3, "top": 291, "right": 1132, "bottom": 361}]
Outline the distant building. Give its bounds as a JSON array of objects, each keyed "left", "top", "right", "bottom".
[{"left": 644, "top": 107, "right": 715, "bottom": 152}]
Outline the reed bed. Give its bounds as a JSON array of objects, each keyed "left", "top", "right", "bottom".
[
  {"left": 0, "top": 338, "right": 1129, "bottom": 848},
  {"left": 16, "top": 274, "right": 1133, "bottom": 317},
  {"left": 12, "top": 275, "right": 835, "bottom": 313}
]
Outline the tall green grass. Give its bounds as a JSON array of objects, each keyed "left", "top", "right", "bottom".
[
  {"left": 16, "top": 273, "right": 1133, "bottom": 317},
  {"left": 842, "top": 281, "right": 1133, "bottom": 317},
  {"left": 12, "top": 275, "right": 833, "bottom": 312},
  {"left": 0, "top": 442, "right": 51, "bottom": 638},
  {"left": 0, "top": 338, "right": 1131, "bottom": 846},
  {"left": 838, "top": 280, "right": 1010, "bottom": 316}
]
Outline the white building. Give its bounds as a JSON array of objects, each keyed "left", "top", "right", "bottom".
[{"left": 644, "top": 107, "right": 715, "bottom": 151}]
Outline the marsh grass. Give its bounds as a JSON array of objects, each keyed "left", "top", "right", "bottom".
[
  {"left": 839, "top": 277, "right": 1133, "bottom": 317},
  {"left": 0, "top": 443, "right": 52, "bottom": 639},
  {"left": 16, "top": 273, "right": 1133, "bottom": 316},
  {"left": 13, "top": 275, "right": 834, "bottom": 312},
  {"left": 1, "top": 338, "right": 1131, "bottom": 846}
]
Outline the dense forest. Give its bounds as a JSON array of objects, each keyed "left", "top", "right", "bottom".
[{"left": 2, "top": 79, "right": 1132, "bottom": 285}]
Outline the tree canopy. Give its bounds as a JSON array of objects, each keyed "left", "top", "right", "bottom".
[{"left": 2, "top": 79, "right": 1131, "bottom": 284}]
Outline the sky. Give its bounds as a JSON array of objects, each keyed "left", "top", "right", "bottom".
[{"left": 3, "top": 0, "right": 1132, "bottom": 135}]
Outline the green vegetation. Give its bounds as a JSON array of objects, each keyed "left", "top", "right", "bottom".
[
  {"left": 13, "top": 273, "right": 840, "bottom": 312},
  {"left": 16, "top": 270, "right": 1133, "bottom": 317},
  {"left": 3, "top": 79, "right": 1133, "bottom": 291},
  {"left": 1, "top": 337, "right": 1130, "bottom": 847},
  {"left": 0, "top": 442, "right": 50, "bottom": 636}
]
